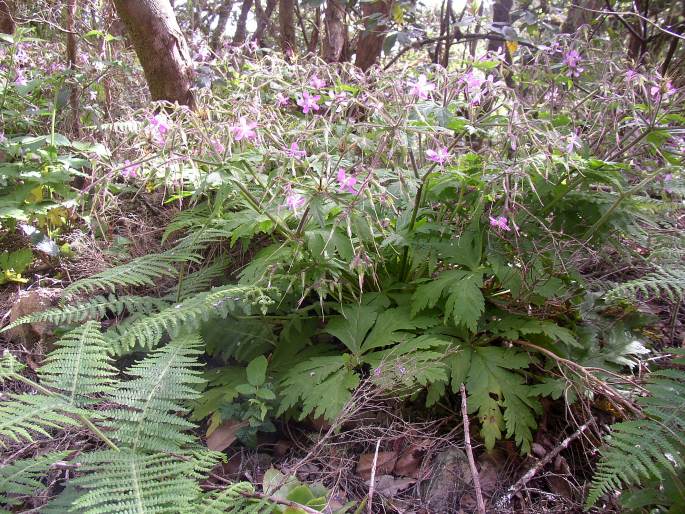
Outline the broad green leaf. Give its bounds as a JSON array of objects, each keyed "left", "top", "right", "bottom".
[{"left": 246, "top": 355, "right": 268, "bottom": 386}]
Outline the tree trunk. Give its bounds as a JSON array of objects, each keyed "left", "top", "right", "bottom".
[
  {"left": 210, "top": 0, "right": 233, "bottom": 50},
  {"left": 0, "top": 0, "right": 14, "bottom": 34},
  {"left": 561, "top": 0, "right": 602, "bottom": 34},
  {"left": 66, "top": 0, "right": 80, "bottom": 134},
  {"left": 112, "top": 0, "right": 195, "bottom": 108},
  {"left": 308, "top": 7, "right": 321, "bottom": 54},
  {"left": 355, "top": 0, "right": 390, "bottom": 71},
  {"left": 279, "top": 0, "right": 296, "bottom": 57},
  {"left": 487, "top": 0, "right": 512, "bottom": 53},
  {"left": 324, "top": 0, "right": 345, "bottom": 62},
  {"left": 233, "top": 0, "right": 253, "bottom": 45},
  {"left": 254, "top": 0, "right": 277, "bottom": 46}
]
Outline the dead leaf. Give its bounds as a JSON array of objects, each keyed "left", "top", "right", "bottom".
[
  {"left": 205, "top": 420, "right": 248, "bottom": 451},
  {"left": 356, "top": 451, "right": 397, "bottom": 480},
  {"left": 394, "top": 447, "right": 423, "bottom": 478},
  {"left": 368, "top": 475, "right": 416, "bottom": 496}
]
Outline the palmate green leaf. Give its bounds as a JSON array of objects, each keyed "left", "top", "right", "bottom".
[
  {"left": 450, "top": 346, "right": 539, "bottom": 453},
  {"left": 487, "top": 314, "right": 579, "bottom": 348},
  {"left": 411, "top": 269, "right": 485, "bottom": 332},
  {"left": 0, "top": 451, "right": 70, "bottom": 508},
  {"left": 324, "top": 304, "right": 377, "bottom": 355},
  {"left": 277, "top": 354, "right": 359, "bottom": 421}
]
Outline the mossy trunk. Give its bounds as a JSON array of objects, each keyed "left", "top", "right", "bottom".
[
  {"left": 112, "top": 0, "right": 195, "bottom": 108},
  {"left": 279, "top": 0, "right": 296, "bottom": 58}
]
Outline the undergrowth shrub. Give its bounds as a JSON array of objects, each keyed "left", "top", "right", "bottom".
[{"left": 1, "top": 29, "right": 684, "bottom": 511}]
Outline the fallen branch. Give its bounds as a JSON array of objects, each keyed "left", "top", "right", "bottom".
[
  {"left": 367, "top": 438, "right": 381, "bottom": 514},
  {"left": 495, "top": 419, "right": 595, "bottom": 508},
  {"left": 460, "top": 383, "right": 486, "bottom": 514}
]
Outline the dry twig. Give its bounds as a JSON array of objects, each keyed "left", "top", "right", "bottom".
[
  {"left": 460, "top": 383, "right": 486, "bottom": 514},
  {"left": 367, "top": 438, "right": 381, "bottom": 514},
  {"left": 495, "top": 418, "right": 595, "bottom": 508}
]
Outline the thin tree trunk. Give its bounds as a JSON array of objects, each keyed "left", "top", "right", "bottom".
[
  {"left": 307, "top": 7, "right": 320, "bottom": 54},
  {"left": 0, "top": 0, "right": 14, "bottom": 34},
  {"left": 487, "top": 0, "right": 512, "bottom": 53},
  {"left": 112, "top": 0, "right": 195, "bottom": 108},
  {"left": 233, "top": 0, "right": 253, "bottom": 45},
  {"left": 324, "top": 0, "right": 345, "bottom": 62},
  {"left": 66, "top": 0, "right": 80, "bottom": 134},
  {"left": 279, "top": 0, "right": 296, "bottom": 57},
  {"left": 210, "top": 0, "right": 233, "bottom": 50},
  {"left": 355, "top": 0, "right": 390, "bottom": 71},
  {"left": 561, "top": 0, "right": 602, "bottom": 34},
  {"left": 254, "top": 0, "right": 277, "bottom": 46}
]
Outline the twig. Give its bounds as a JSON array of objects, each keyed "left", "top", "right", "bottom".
[
  {"left": 241, "top": 490, "right": 324, "bottom": 514},
  {"left": 367, "top": 438, "right": 381, "bottom": 514},
  {"left": 460, "top": 383, "right": 485, "bottom": 514},
  {"left": 495, "top": 419, "right": 595, "bottom": 508}
]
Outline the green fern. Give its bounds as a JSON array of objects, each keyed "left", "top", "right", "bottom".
[
  {"left": 70, "top": 449, "right": 214, "bottom": 514},
  {"left": 0, "top": 452, "right": 70, "bottom": 510},
  {"left": 112, "top": 284, "right": 271, "bottom": 352},
  {"left": 38, "top": 321, "right": 117, "bottom": 406},
  {"left": 103, "top": 334, "right": 205, "bottom": 451},
  {"left": 200, "top": 482, "right": 273, "bottom": 514},
  {"left": 606, "top": 265, "right": 685, "bottom": 303},
  {"left": 63, "top": 243, "right": 204, "bottom": 297},
  {"left": 0, "top": 295, "right": 169, "bottom": 334},
  {"left": 586, "top": 349, "right": 685, "bottom": 509}
]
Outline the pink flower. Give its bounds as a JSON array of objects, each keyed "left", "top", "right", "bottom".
[
  {"left": 408, "top": 74, "right": 436, "bottom": 100},
  {"left": 336, "top": 168, "right": 357, "bottom": 194},
  {"left": 148, "top": 113, "right": 170, "bottom": 145},
  {"left": 297, "top": 91, "right": 321, "bottom": 114},
  {"left": 212, "top": 139, "right": 225, "bottom": 154},
  {"left": 121, "top": 160, "right": 140, "bottom": 179},
  {"left": 426, "top": 146, "right": 450, "bottom": 165},
  {"left": 563, "top": 49, "right": 584, "bottom": 78},
  {"left": 285, "top": 190, "right": 306, "bottom": 212},
  {"left": 309, "top": 74, "right": 326, "bottom": 89},
  {"left": 565, "top": 132, "right": 582, "bottom": 154},
  {"left": 285, "top": 142, "right": 306, "bottom": 159},
  {"left": 625, "top": 69, "right": 638, "bottom": 83},
  {"left": 231, "top": 117, "right": 258, "bottom": 141},
  {"left": 460, "top": 71, "right": 486, "bottom": 104},
  {"left": 0, "top": 131, "right": 6, "bottom": 143},
  {"left": 651, "top": 81, "right": 676, "bottom": 101},
  {"left": 276, "top": 93, "right": 289, "bottom": 107},
  {"left": 325, "top": 90, "right": 349, "bottom": 112},
  {"left": 489, "top": 215, "right": 510, "bottom": 231},
  {"left": 13, "top": 69, "right": 27, "bottom": 86}
]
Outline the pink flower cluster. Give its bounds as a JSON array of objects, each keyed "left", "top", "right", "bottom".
[
  {"left": 408, "top": 74, "right": 436, "bottom": 100},
  {"left": 563, "top": 49, "right": 584, "bottom": 78}
]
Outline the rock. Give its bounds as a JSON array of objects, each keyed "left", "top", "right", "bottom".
[
  {"left": 7, "top": 288, "right": 62, "bottom": 349},
  {"left": 420, "top": 448, "right": 473, "bottom": 512}
]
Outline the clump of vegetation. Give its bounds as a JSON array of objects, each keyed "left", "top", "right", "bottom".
[{"left": 0, "top": 0, "right": 683, "bottom": 512}]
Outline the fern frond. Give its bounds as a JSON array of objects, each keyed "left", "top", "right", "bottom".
[
  {"left": 0, "top": 394, "right": 81, "bottom": 446},
  {"left": 199, "top": 482, "right": 274, "bottom": 514},
  {"left": 0, "top": 295, "right": 169, "bottom": 334},
  {"left": 606, "top": 266, "right": 685, "bottom": 303},
  {"left": 104, "top": 334, "right": 205, "bottom": 452},
  {"left": 112, "top": 284, "right": 269, "bottom": 352},
  {"left": 38, "top": 321, "right": 117, "bottom": 407},
  {"left": 586, "top": 356, "right": 685, "bottom": 508},
  {"left": 70, "top": 449, "right": 209, "bottom": 514},
  {"left": 63, "top": 244, "right": 204, "bottom": 297},
  {"left": 169, "top": 259, "right": 229, "bottom": 301},
  {"left": 0, "top": 451, "right": 70, "bottom": 509},
  {"left": 0, "top": 351, "right": 25, "bottom": 382}
]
